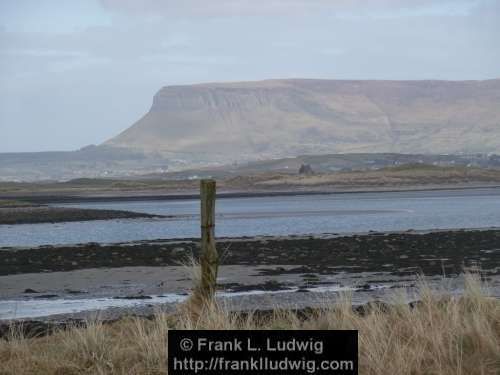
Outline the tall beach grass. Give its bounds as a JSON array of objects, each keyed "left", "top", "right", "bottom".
[{"left": 0, "top": 274, "right": 499, "bottom": 374}]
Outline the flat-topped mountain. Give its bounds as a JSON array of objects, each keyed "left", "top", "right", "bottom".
[
  {"left": 106, "top": 78, "right": 500, "bottom": 162},
  {"left": 3, "top": 79, "right": 500, "bottom": 181}
]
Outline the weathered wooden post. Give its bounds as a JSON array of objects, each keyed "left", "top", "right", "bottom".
[{"left": 198, "top": 179, "right": 218, "bottom": 301}]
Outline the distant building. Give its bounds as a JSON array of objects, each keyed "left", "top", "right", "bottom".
[{"left": 298, "top": 164, "right": 314, "bottom": 175}]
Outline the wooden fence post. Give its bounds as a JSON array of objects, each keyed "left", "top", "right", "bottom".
[{"left": 198, "top": 179, "right": 218, "bottom": 300}]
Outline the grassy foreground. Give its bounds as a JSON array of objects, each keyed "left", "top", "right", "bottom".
[{"left": 0, "top": 276, "right": 499, "bottom": 375}]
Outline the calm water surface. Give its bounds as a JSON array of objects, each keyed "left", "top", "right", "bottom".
[{"left": 1, "top": 188, "right": 500, "bottom": 247}]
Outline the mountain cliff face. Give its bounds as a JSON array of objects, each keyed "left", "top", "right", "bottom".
[{"left": 105, "top": 79, "right": 500, "bottom": 162}]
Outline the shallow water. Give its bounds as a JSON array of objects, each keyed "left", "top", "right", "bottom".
[
  {"left": 1, "top": 188, "right": 500, "bottom": 247},
  {"left": 4, "top": 274, "right": 496, "bottom": 320},
  {"left": 0, "top": 285, "right": 367, "bottom": 320}
]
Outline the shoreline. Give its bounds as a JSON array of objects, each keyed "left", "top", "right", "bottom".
[
  {"left": 0, "top": 293, "right": 453, "bottom": 338},
  {"left": 1, "top": 228, "right": 499, "bottom": 323},
  {"left": 0, "top": 206, "right": 163, "bottom": 225},
  {"left": 1, "top": 183, "right": 499, "bottom": 204}
]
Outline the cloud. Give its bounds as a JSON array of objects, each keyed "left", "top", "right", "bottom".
[
  {"left": 320, "top": 48, "right": 344, "bottom": 56},
  {"left": 0, "top": 0, "right": 498, "bottom": 152},
  {"left": 139, "top": 53, "right": 238, "bottom": 65},
  {"left": 0, "top": 48, "right": 87, "bottom": 58},
  {"left": 99, "top": 0, "right": 487, "bottom": 17}
]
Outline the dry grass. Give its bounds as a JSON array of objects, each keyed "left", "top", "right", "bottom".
[
  {"left": 0, "top": 275, "right": 499, "bottom": 374},
  {"left": 3, "top": 164, "right": 500, "bottom": 197},
  {"left": 256, "top": 164, "right": 500, "bottom": 187},
  {"left": 0, "top": 200, "right": 35, "bottom": 208}
]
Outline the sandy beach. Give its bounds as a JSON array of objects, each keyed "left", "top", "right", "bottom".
[{"left": 1, "top": 228, "right": 499, "bottom": 323}]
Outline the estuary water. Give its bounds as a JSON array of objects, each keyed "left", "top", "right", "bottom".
[{"left": 1, "top": 188, "right": 500, "bottom": 247}]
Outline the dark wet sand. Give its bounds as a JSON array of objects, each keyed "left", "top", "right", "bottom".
[
  {"left": 2, "top": 183, "right": 500, "bottom": 205},
  {"left": 1, "top": 228, "right": 499, "bottom": 331},
  {"left": 1, "top": 229, "right": 499, "bottom": 276},
  {"left": 0, "top": 206, "right": 162, "bottom": 225}
]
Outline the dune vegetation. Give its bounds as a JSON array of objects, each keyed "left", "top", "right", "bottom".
[{"left": 0, "top": 274, "right": 499, "bottom": 374}]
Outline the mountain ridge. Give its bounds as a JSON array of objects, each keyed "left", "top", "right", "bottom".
[{"left": 105, "top": 78, "right": 500, "bottom": 162}]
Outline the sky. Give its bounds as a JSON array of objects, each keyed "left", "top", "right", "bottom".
[{"left": 0, "top": 0, "right": 499, "bottom": 152}]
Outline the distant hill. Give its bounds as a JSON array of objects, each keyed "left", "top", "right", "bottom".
[
  {"left": 106, "top": 78, "right": 500, "bottom": 162},
  {"left": 142, "top": 153, "right": 500, "bottom": 180},
  {"left": 2, "top": 162, "right": 500, "bottom": 199},
  {"left": 3, "top": 78, "right": 500, "bottom": 181},
  {"left": 0, "top": 146, "right": 169, "bottom": 182}
]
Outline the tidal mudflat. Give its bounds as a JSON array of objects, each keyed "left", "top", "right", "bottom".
[
  {"left": 1, "top": 229, "right": 499, "bottom": 321},
  {"left": 0, "top": 204, "right": 162, "bottom": 225}
]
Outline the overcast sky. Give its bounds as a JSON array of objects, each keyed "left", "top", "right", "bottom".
[{"left": 1, "top": 0, "right": 499, "bottom": 152}]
